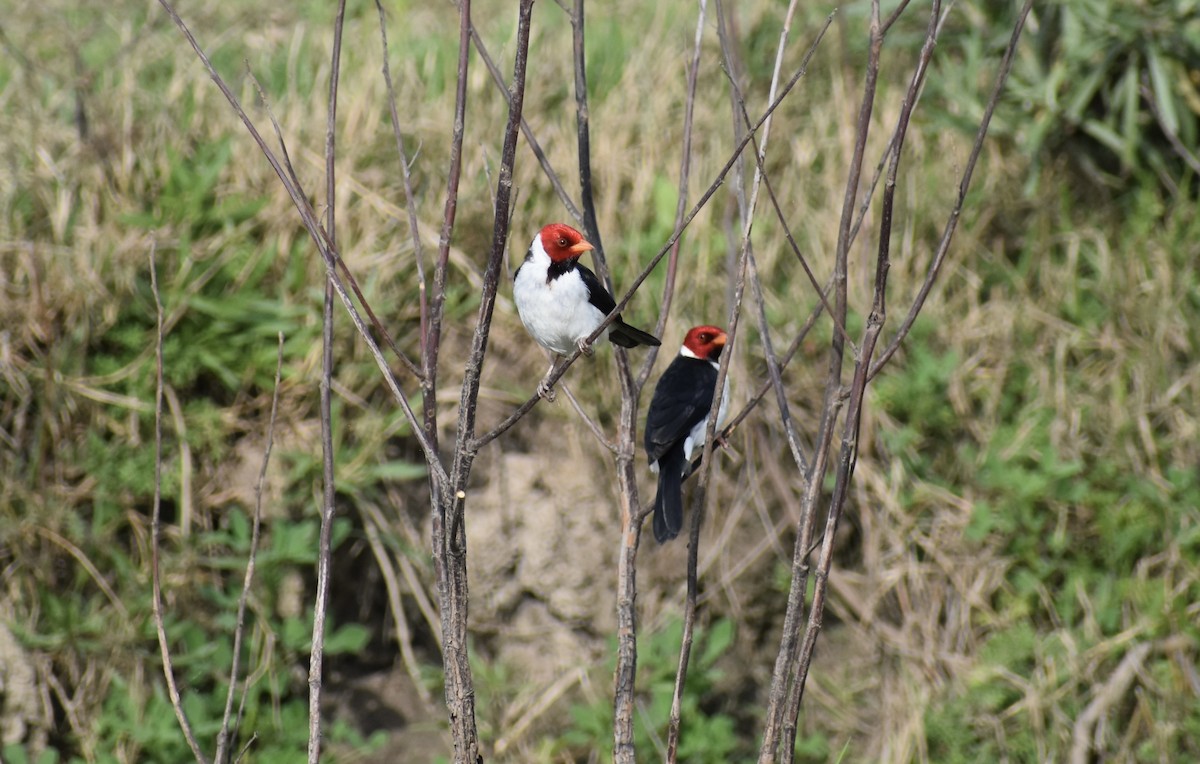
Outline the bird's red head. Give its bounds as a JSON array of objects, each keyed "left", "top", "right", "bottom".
[
  {"left": 682, "top": 325, "right": 727, "bottom": 361},
  {"left": 538, "top": 223, "right": 594, "bottom": 263}
]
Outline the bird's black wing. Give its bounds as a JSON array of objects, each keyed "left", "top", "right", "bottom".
[
  {"left": 644, "top": 356, "right": 719, "bottom": 465},
  {"left": 573, "top": 262, "right": 661, "bottom": 347},
  {"left": 575, "top": 261, "right": 618, "bottom": 316}
]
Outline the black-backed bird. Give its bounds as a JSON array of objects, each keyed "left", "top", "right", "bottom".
[{"left": 644, "top": 325, "right": 729, "bottom": 543}]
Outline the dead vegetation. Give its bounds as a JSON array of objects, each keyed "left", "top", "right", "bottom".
[{"left": 1, "top": 0, "right": 1198, "bottom": 762}]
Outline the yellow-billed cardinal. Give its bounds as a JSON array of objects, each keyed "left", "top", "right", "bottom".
[
  {"left": 644, "top": 325, "right": 730, "bottom": 543},
  {"left": 514, "top": 223, "right": 660, "bottom": 398}
]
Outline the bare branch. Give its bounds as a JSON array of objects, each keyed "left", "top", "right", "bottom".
[
  {"left": 433, "top": 3, "right": 537, "bottom": 759},
  {"left": 422, "top": 0, "right": 474, "bottom": 456},
  {"left": 590, "top": 17, "right": 836, "bottom": 349},
  {"left": 869, "top": 0, "right": 1036, "bottom": 379},
  {"left": 610, "top": 445, "right": 645, "bottom": 764},
  {"left": 881, "top": 0, "right": 916, "bottom": 35},
  {"left": 308, "top": 5, "right": 346, "bottom": 760},
  {"left": 668, "top": 0, "right": 802, "bottom": 755},
  {"left": 782, "top": 2, "right": 937, "bottom": 738},
  {"left": 560, "top": 382, "right": 618, "bottom": 453},
  {"left": 446, "top": 0, "right": 535, "bottom": 517},
  {"left": 558, "top": 3, "right": 654, "bottom": 757},
  {"left": 149, "top": 245, "right": 210, "bottom": 764},
  {"left": 571, "top": 0, "right": 608, "bottom": 285},
  {"left": 637, "top": 0, "right": 710, "bottom": 391},
  {"left": 746, "top": 250, "right": 811, "bottom": 472},
  {"left": 155, "top": 0, "right": 445, "bottom": 485},
  {"left": 247, "top": 67, "right": 423, "bottom": 387},
  {"left": 759, "top": 0, "right": 890, "bottom": 752},
  {"left": 467, "top": 16, "right": 584, "bottom": 223},
  {"left": 725, "top": 82, "right": 854, "bottom": 357},
  {"left": 374, "top": 1, "right": 429, "bottom": 357},
  {"left": 740, "top": 286, "right": 829, "bottom": 430},
  {"left": 215, "top": 334, "right": 284, "bottom": 764}
]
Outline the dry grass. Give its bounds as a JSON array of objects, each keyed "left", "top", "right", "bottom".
[{"left": 2, "top": 0, "right": 1198, "bottom": 762}]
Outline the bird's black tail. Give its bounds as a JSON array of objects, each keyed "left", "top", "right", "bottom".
[
  {"left": 610, "top": 319, "right": 661, "bottom": 349},
  {"left": 653, "top": 448, "right": 686, "bottom": 543}
]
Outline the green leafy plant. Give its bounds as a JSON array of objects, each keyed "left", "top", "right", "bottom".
[
  {"left": 936, "top": 0, "right": 1200, "bottom": 193},
  {"left": 558, "top": 619, "right": 741, "bottom": 763}
]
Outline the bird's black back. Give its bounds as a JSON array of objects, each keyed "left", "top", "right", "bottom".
[{"left": 644, "top": 355, "right": 719, "bottom": 465}]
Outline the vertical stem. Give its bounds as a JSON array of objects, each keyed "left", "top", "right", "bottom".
[
  {"left": 780, "top": 7, "right": 941, "bottom": 756},
  {"left": 611, "top": 389, "right": 643, "bottom": 764},
  {"left": 758, "top": 0, "right": 883, "bottom": 758},
  {"left": 638, "top": 0, "right": 709, "bottom": 388},
  {"left": 572, "top": 0, "right": 607, "bottom": 281},
  {"left": 437, "top": 4, "right": 536, "bottom": 761},
  {"left": 425, "top": 0, "right": 474, "bottom": 453},
  {"left": 308, "top": 3, "right": 346, "bottom": 762},
  {"left": 667, "top": 0, "right": 800, "bottom": 756},
  {"left": 424, "top": 4, "right": 472, "bottom": 755},
  {"left": 565, "top": 3, "right": 650, "bottom": 758},
  {"left": 149, "top": 247, "right": 210, "bottom": 764},
  {"left": 217, "top": 335, "right": 286, "bottom": 764}
]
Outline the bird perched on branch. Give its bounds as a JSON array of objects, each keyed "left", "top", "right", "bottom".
[
  {"left": 514, "top": 223, "right": 660, "bottom": 398},
  {"left": 644, "top": 325, "right": 730, "bottom": 543}
]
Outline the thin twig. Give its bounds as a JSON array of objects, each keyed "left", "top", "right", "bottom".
[
  {"left": 246, "top": 67, "right": 422, "bottom": 386},
  {"left": 308, "top": 5, "right": 346, "bottom": 761},
  {"left": 557, "top": 3, "right": 653, "bottom": 756},
  {"left": 149, "top": 246, "right": 210, "bottom": 764},
  {"left": 436, "top": 4, "right": 536, "bottom": 759},
  {"left": 156, "top": 0, "right": 445, "bottom": 485},
  {"left": 560, "top": 382, "right": 618, "bottom": 453},
  {"left": 868, "top": 0, "right": 1035, "bottom": 380},
  {"left": 562, "top": 0, "right": 620, "bottom": 460},
  {"left": 466, "top": 16, "right": 584, "bottom": 224},
  {"left": 717, "top": 4, "right": 822, "bottom": 476},
  {"left": 677, "top": 281, "right": 831, "bottom": 491},
  {"left": 881, "top": 0, "right": 916, "bottom": 35},
  {"left": 571, "top": 0, "right": 607, "bottom": 284},
  {"left": 668, "top": 0, "right": 804, "bottom": 755},
  {"left": 215, "top": 334, "right": 285, "bottom": 764},
  {"left": 780, "top": 1, "right": 952, "bottom": 756},
  {"left": 759, "top": 0, "right": 889, "bottom": 754},
  {"left": 637, "top": 0, "right": 710, "bottom": 391},
  {"left": 374, "top": 0, "right": 429, "bottom": 358},
  {"left": 423, "top": 0, "right": 474, "bottom": 456},
  {"left": 724, "top": 78, "right": 854, "bottom": 358},
  {"left": 418, "top": 8, "right": 474, "bottom": 744},
  {"left": 782, "top": 0, "right": 931, "bottom": 742},
  {"left": 847, "top": 4, "right": 951, "bottom": 263}
]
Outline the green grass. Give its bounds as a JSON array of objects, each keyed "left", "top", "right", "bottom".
[{"left": 2, "top": 0, "right": 1198, "bottom": 761}]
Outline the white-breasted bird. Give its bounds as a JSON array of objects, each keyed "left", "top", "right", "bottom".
[{"left": 513, "top": 223, "right": 660, "bottom": 397}]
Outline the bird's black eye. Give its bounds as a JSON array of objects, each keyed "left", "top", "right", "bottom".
[
  {"left": 558, "top": 237, "right": 568, "bottom": 247},
  {"left": 700, "top": 334, "right": 710, "bottom": 342}
]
